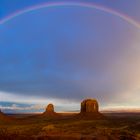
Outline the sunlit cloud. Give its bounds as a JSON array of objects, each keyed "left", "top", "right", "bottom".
[
  {"left": 0, "top": 104, "right": 44, "bottom": 111},
  {"left": 0, "top": 91, "right": 80, "bottom": 112}
]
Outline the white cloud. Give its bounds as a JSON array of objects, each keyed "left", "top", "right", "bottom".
[
  {"left": 0, "top": 91, "right": 77, "bottom": 104},
  {"left": 0, "top": 104, "right": 44, "bottom": 111},
  {"left": 0, "top": 91, "right": 80, "bottom": 111}
]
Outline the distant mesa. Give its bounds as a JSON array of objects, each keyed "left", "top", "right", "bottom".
[
  {"left": 41, "top": 99, "right": 104, "bottom": 119},
  {"left": 45, "top": 104, "right": 54, "bottom": 113},
  {"left": 78, "top": 98, "right": 104, "bottom": 119},
  {"left": 42, "top": 103, "right": 60, "bottom": 118},
  {"left": 0, "top": 98, "right": 105, "bottom": 120},
  {"left": 0, "top": 109, "right": 13, "bottom": 122},
  {"left": 81, "top": 99, "right": 99, "bottom": 113},
  {"left": 0, "top": 109, "right": 5, "bottom": 116}
]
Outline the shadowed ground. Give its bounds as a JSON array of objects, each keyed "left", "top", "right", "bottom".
[{"left": 0, "top": 112, "right": 140, "bottom": 140}]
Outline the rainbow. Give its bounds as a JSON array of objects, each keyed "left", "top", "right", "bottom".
[{"left": 0, "top": 2, "right": 140, "bottom": 29}]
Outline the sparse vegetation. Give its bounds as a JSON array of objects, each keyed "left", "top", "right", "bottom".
[{"left": 0, "top": 113, "right": 139, "bottom": 140}]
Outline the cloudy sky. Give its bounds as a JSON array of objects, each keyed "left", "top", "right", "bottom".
[{"left": 0, "top": 0, "right": 140, "bottom": 113}]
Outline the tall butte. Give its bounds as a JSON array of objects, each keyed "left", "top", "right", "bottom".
[
  {"left": 42, "top": 103, "right": 60, "bottom": 118},
  {"left": 78, "top": 98, "right": 104, "bottom": 119}
]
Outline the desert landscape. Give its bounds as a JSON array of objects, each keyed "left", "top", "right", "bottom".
[
  {"left": 0, "top": 99, "right": 140, "bottom": 140},
  {"left": 0, "top": 1, "right": 140, "bottom": 140}
]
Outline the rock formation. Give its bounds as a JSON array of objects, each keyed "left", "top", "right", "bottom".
[
  {"left": 42, "top": 103, "right": 60, "bottom": 118},
  {"left": 0, "top": 109, "right": 5, "bottom": 117},
  {"left": 0, "top": 109, "right": 13, "bottom": 122},
  {"left": 42, "top": 99, "right": 104, "bottom": 119},
  {"left": 45, "top": 104, "right": 54, "bottom": 113},
  {"left": 81, "top": 99, "right": 99, "bottom": 113},
  {"left": 78, "top": 98, "right": 104, "bottom": 119}
]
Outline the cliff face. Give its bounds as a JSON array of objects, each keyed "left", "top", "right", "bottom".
[
  {"left": 81, "top": 99, "right": 99, "bottom": 113},
  {"left": 45, "top": 104, "right": 54, "bottom": 113},
  {"left": 79, "top": 99, "right": 104, "bottom": 119},
  {"left": 0, "top": 110, "right": 13, "bottom": 122},
  {"left": 42, "top": 104, "right": 60, "bottom": 118}
]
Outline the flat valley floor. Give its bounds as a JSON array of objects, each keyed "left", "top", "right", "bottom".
[{"left": 0, "top": 113, "right": 140, "bottom": 140}]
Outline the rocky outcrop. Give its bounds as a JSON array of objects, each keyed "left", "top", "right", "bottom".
[
  {"left": 0, "top": 109, "right": 13, "bottom": 122},
  {"left": 42, "top": 104, "right": 60, "bottom": 118},
  {"left": 45, "top": 104, "right": 54, "bottom": 113},
  {"left": 81, "top": 99, "right": 99, "bottom": 113},
  {"left": 78, "top": 99, "right": 104, "bottom": 119},
  {"left": 42, "top": 99, "right": 104, "bottom": 120}
]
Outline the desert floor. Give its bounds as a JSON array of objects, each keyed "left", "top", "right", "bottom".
[{"left": 0, "top": 112, "right": 140, "bottom": 140}]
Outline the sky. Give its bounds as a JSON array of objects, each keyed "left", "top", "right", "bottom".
[{"left": 0, "top": 0, "right": 140, "bottom": 113}]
